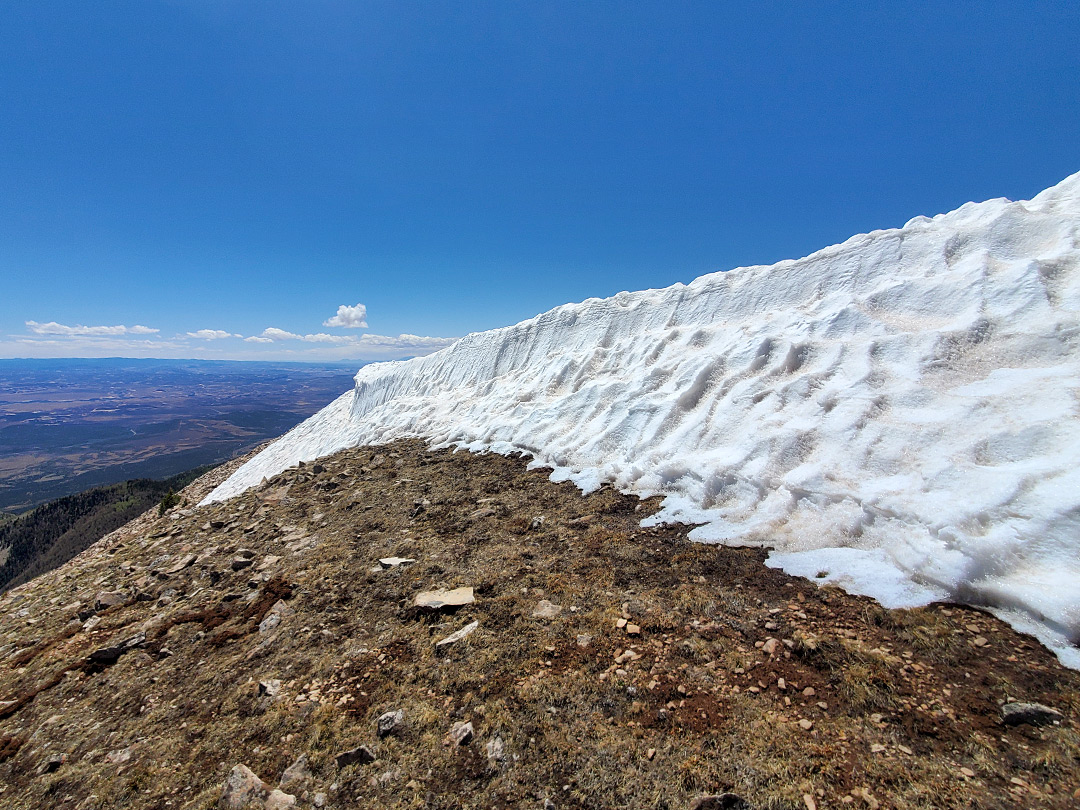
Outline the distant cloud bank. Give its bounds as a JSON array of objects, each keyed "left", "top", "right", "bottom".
[
  {"left": 26, "top": 320, "right": 159, "bottom": 336},
  {"left": 9, "top": 312, "right": 456, "bottom": 362}
]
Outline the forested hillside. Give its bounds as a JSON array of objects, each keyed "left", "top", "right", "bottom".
[{"left": 0, "top": 468, "right": 208, "bottom": 592}]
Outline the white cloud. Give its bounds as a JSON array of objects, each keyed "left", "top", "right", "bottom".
[
  {"left": 323, "top": 303, "right": 368, "bottom": 329},
  {"left": 244, "top": 336, "right": 274, "bottom": 344},
  {"left": 255, "top": 327, "right": 353, "bottom": 344},
  {"left": 186, "top": 329, "right": 238, "bottom": 340},
  {"left": 26, "top": 320, "right": 160, "bottom": 336},
  {"left": 260, "top": 327, "right": 302, "bottom": 341}
]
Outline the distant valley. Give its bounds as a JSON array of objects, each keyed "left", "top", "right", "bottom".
[{"left": 0, "top": 358, "right": 357, "bottom": 514}]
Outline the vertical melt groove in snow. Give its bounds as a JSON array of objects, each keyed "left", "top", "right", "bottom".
[{"left": 206, "top": 172, "right": 1080, "bottom": 667}]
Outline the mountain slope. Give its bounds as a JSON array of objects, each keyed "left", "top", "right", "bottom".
[
  {"left": 207, "top": 172, "right": 1080, "bottom": 667},
  {"left": 1, "top": 442, "right": 1077, "bottom": 809}
]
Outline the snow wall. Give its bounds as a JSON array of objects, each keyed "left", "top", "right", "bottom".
[{"left": 206, "top": 172, "right": 1080, "bottom": 667}]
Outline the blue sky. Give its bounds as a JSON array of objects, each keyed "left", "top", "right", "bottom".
[{"left": 1, "top": 1, "right": 1077, "bottom": 362}]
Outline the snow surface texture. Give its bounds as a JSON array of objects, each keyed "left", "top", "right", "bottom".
[{"left": 206, "top": 172, "right": 1080, "bottom": 668}]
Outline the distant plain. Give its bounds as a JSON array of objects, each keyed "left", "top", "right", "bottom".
[{"left": 0, "top": 359, "right": 357, "bottom": 513}]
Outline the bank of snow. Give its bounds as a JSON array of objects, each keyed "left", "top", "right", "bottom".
[{"left": 206, "top": 172, "right": 1080, "bottom": 667}]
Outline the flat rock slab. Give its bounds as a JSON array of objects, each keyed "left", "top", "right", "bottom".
[
  {"left": 379, "top": 557, "right": 416, "bottom": 568},
  {"left": 414, "top": 587, "right": 474, "bottom": 611}
]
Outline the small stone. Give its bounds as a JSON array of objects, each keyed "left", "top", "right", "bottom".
[
  {"left": 690, "top": 794, "right": 749, "bottom": 810},
  {"left": 616, "top": 618, "right": 627, "bottom": 629},
  {"left": 529, "top": 516, "right": 546, "bottom": 530},
  {"left": 94, "top": 591, "right": 125, "bottom": 611},
  {"left": 259, "top": 613, "right": 282, "bottom": 634},
  {"left": 436, "top": 620, "right": 479, "bottom": 647},
  {"left": 105, "top": 746, "right": 133, "bottom": 764},
  {"left": 870, "top": 743, "right": 886, "bottom": 753},
  {"left": 313, "top": 794, "right": 327, "bottom": 808},
  {"left": 38, "top": 753, "right": 67, "bottom": 774},
  {"left": 265, "top": 789, "right": 297, "bottom": 810},
  {"left": 959, "top": 767, "right": 975, "bottom": 778},
  {"left": 486, "top": 735, "right": 506, "bottom": 767},
  {"left": 532, "top": 599, "right": 562, "bottom": 619},
  {"left": 219, "top": 764, "right": 269, "bottom": 809},
  {"left": 279, "top": 754, "right": 312, "bottom": 790},
  {"left": 972, "top": 636, "right": 988, "bottom": 647},
  {"left": 802, "top": 686, "right": 815, "bottom": 697},
  {"left": 777, "top": 678, "right": 786, "bottom": 690},
  {"left": 762, "top": 638, "right": 779, "bottom": 655},
  {"left": 448, "top": 720, "right": 474, "bottom": 746},
  {"left": 646, "top": 747, "right": 656, "bottom": 760},
  {"left": 258, "top": 679, "right": 281, "bottom": 698},
  {"left": 335, "top": 745, "right": 376, "bottom": 768},
  {"left": 413, "top": 588, "right": 474, "bottom": 611},
  {"left": 231, "top": 557, "right": 254, "bottom": 571},
  {"left": 162, "top": 554, "right": 197, "bottom": 575},
  {"left": 803, "top": 794, "right": 818, "bottom": 810},
  {"left": 798, "top": 719, "right": 813, "bottom": 730},
  {"left": 1001, "top": 701, "right": 1063, "bottom": 727},
  {"left": 377, "top": 709, "right": 405, "bottom": 738},
  {"left": 576, "top": 634, "right": 593, "bottom": 648},
  {"left": 626, "top": 623, "right": 641, "bottom": 636}
]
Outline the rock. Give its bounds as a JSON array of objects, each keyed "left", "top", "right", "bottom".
[
  {"left": 258, "top": 679, "right": 282, "bottom": 698},
  {"left": 486, "top": 736, "right": 505, "bottom": 767},
  {"left": 88, "top": 632, "right": 146, "bottom": 666},
  {"left": 413, "top": 587, "right": 474, "bottom": 611},
  {"left": 626, "top": 623, "right": 641, "bottom": 636},
  {"left": 265, "top": 788, "right": 297, "bottom": 810},
  {"left": 529, "top": 515, "right": 546, "bottom": 530},
  {"left": 378, "top": 557, "right": 416, "bottom": 568},
  {"left": 37, "top": 752, "right": 67, "bottom": 774},
  {"left": 448, "top": 720, "right": 473, "bottom": 746},
  {"left": 761, "top": 638, "right": 779, "bottom": 656},
  {"left": 336, "top": 745, "right": 376, "bottom": 768},
  {"left": 279, "top": 754, "right": 312, "bottom": 790},
  {"left": 105, "top": 746, "right": 133, "bottom": 764},
  {"left": 1001, "top": 701, "right": 1064, "bottom": 727},
  {"left": 259, "top": 612, "right": 282, "bottom": 634},
  {"left": 94, "top": 591, "right": 125, "bottom": 611},
  {"left": 377, "top": 709, "right": 405, "bottom": 738},
  {"left": 231, "top": 557, "right": 254, "bottom": 571},
  {"left": 576, "top": 634, "right": 593, "bottom": 648},
  {"left": 219, "top": 764, "right": 269, "bottom": 809},
  {"left": 162, "top": 554, "right": 197, "bottom": 575},
  {"left": 532, "top": 599, "right": 562, "bottom": 619},
  {"left": 436, "top": 620, "right": 479, "bottom": 648},
  {"left": 313, "top": 793, "right": 327, "bottom": 808},
  {"left": 690, "top": 795, "right": 749, "bottom": 810}
]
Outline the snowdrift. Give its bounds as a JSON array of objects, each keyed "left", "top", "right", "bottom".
[{"left": 206, "top": 172, "right": 1080, "bottom": 666}]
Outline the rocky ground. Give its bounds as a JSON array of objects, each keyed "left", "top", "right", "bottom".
[{"left": 0, "top": 440, "right": 1077, "bottom": 809}]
